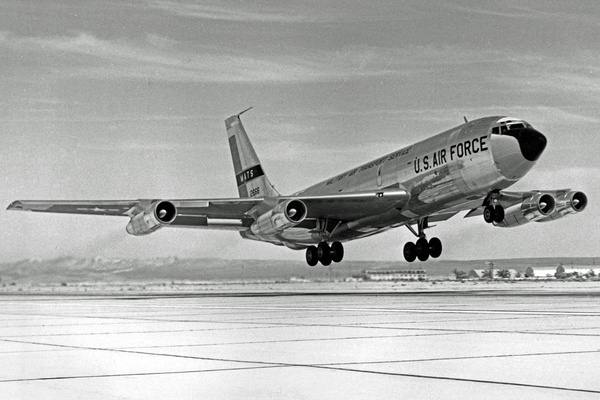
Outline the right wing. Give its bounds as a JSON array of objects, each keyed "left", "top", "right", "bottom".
[{"left": 7, "top": 188, "right": 410, "bottom": 234}]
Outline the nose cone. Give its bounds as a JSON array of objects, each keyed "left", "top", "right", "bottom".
[
  {"left": 491, "top": 125, "right": 547, "bottom": 181},
  {"left": 515, "top": 127, "right": 547, "bottom": 161}
]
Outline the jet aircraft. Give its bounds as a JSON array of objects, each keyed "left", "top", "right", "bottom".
[{"left": 7, "top": 110, "right": 588, "bottom": 265}]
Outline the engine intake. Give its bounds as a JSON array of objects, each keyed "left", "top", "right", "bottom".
[
  {"left": 250, "top": 199, "right": 307, "bottom": 237},
  {"left": 494, "top": 193, "right": 555, "bottom": 228},
  {"left": 536, "top": 191, "right": 588, "bottom": 222},
  {"left": 126, "top": 200, "right": 177, "bottom": 236}
]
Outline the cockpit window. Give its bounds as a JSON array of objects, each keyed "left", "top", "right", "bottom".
[{"left": 491, "top": 118, "right": 530, "bottom": 136}]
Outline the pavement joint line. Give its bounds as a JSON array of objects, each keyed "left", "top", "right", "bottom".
[
  {"left": 127, "top": 304, "right": 600, "bottom": 316},
  {"left": 8, "top": 303, "right": 600, "bottom": 317},
  {"left": 2, "top": 319, "right": 599, "bottom": 340},
  {"left": 316, "top": 349, "right": 600, "bottom": 366},
  {"left": 114, "top": 332, "right": 469, "bottom": 350},
  {"left": 307, "top": 364, "right": 600, "bottom": 395},
  {"left": 0, "top": 365, "right": 282, "bottom": 383},
  {"left": 1, "top": 337, "right": 598, "bottom": 394}
]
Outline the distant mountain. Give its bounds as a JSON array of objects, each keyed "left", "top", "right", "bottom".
[{"left": 0, "top": 256, "right": 596, "bottom": 284}]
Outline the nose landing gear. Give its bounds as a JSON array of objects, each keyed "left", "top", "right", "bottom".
[
  {"left": 403, "top": 218, "right": 442, "bottom": 262},
  {"left": 483, "top": 204, "right": 505, "bottom": 224},
  {"left": 483, "top": 191, "right": 505, "bottom": 224}
]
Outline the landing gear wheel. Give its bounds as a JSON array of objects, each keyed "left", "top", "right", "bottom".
[
  {"left": 403, "top": 242, "right": 417, "bottom": 263},
  {"left": 317, "top": 242, "right": 332, "bottom": 266},
  {"left": 416, "top": 237, "right": 429, "bottom": 262},
  {"left": 493, "top": 205, "right": 505, "bottom": 223},
  {"left": 305, "top": 246, "right": 318, "bottom": 267},
  {"left": 330, "top": 241, "right": 344, "bottom": 263},
  {"left": 428, "top": 237, "right": 442, "bottom": 258},
  {"left": 483, "top": 205, "right": 495, "bottom": 223}
]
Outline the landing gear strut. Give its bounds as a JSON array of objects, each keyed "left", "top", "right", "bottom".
[
  {"left": 403, "top": 218, "right": 442, "bottom": 263},
  {"left": 305, "top": 241, "right": 344, "bottom": 266}
]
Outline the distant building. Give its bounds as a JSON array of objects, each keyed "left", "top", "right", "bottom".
[
  {"left": 525, "top": 266, "right": 600, "bottom": 278},
  {"left": 363, "top": 270, "right": 426, "bottom": 281},
  {"left": 524, "top": 267, "right": 557, "bottom": 278},
  {"left": 468, "top": 269, "right": 519, "bottom": 279},
  {"left": 556, "top": 266, "right": 600, "bottom": 276}
]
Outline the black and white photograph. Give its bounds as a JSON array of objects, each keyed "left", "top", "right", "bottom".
[{"left": 0, "top": 1, "right": 598, "bottom": 398}]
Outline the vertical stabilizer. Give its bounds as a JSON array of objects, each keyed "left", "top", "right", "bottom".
[{"left": 225, "top": 110, "right": 280, "bottom": 198}]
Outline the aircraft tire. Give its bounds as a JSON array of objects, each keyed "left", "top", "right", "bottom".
[
  {"left": 331, "top": 241, "right": 344, "bottom": 263},
  {"left": 306, "top": 246, "right": 318, "bottom": 266},
  {"left": 416, "top": 237, "right": 429, "bottom": 262},
  {"left": 403, "top": 242, "right": 417, "bottom": 263},
  {"left": 428, "top": 237, "right": 442, "bottom": 258},
  {"left": 493, "top": 205, "right": 505, "bottom": 223},
  {"left": 483, "top": 205, "right": 495, "bottom": 223},
  {"left": 317, "top": 242, "right": 332, "bottom": 266}
]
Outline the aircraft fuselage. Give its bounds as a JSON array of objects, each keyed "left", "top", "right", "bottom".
[{"left": 243, "top": 116, "right": 546, "bottom": 247}]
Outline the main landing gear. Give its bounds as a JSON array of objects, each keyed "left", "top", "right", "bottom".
[
  {"left": 403, "top": 218, "right": 442, "bottom": 262},
  {"left": 305, "top": 241, "right": 344, "bottom": 266}
]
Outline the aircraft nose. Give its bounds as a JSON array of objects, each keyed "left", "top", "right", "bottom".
[{"left": 517, "top": 127, "right": 547, "bottom": 161}]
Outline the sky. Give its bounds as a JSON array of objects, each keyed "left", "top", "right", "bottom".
[{"left": 1, "top": 0, "right": 599, "bottom": 262}]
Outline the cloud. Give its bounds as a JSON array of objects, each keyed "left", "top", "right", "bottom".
[
  {"left": 145, "top": 0, "right": 333, "bottom": 23},
  {"left": 492, "top": 51, "right": 600, "bottom": 98},
  {"left": 1, "top": 31, "right": 511, "bottom": 84}
]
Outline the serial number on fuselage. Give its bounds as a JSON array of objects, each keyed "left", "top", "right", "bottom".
[{"left": 413, "top": 136, "right": 488, "bottom": 174}]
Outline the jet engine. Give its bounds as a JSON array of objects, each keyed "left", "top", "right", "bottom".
[
  {"left": 536, "top": 191, "right": 588, "bottom": 222},
  {"left": 126, "top": 200, "right": 177, "bottom": 236},
  {"left": 250, "top": 199, "right": 307, "bottom": 236},
  {"left": 494, "top": 193, "right": 555, "bottom": 228}
]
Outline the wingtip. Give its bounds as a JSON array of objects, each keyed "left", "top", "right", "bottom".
[{"left": 7, "top": 201, "right": 23, "bottom": 211}]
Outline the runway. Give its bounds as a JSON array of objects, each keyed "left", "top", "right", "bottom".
[{"left": 1, "top": 288, "right": 600, "bottom": 399}]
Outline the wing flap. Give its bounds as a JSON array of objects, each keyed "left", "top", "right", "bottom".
[
  {"left": 172, "top": 198, "right": 262, "bottom": 218},
  {"left": 292, "top": 188, "right": 410, "bottom": 220}
]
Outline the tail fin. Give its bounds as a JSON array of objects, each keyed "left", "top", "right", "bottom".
[{"left": 225, "top": 109, "right": 280, "bottom": 198}]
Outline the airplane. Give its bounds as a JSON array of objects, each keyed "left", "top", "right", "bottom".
[{"left": 7, "top": 109, "right": 588, "bottom": 266}]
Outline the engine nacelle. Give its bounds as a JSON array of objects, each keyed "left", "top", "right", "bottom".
[
  {"left": 250, "top": 199, "right": 307, "bottom": 237},
  {"left": 494, "top": 193, "right": 555, "bottom": 228},
  {"left": 536, "top": 191, "right": 588, "bottom": 222},
  {"left": 126, "top": 200, "right": 177, "bottom": 236}
]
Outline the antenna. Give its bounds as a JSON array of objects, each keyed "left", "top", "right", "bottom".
[
  {"left": 463, "top": 116, "right": 468, "bottom": 123},
  {"left": 238, "top": 107, "right": 253, "bottom": 117}
]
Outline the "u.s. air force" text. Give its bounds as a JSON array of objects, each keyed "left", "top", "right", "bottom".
[{"left": 413, "top": 136, "right": 488, "bottom": 174}]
